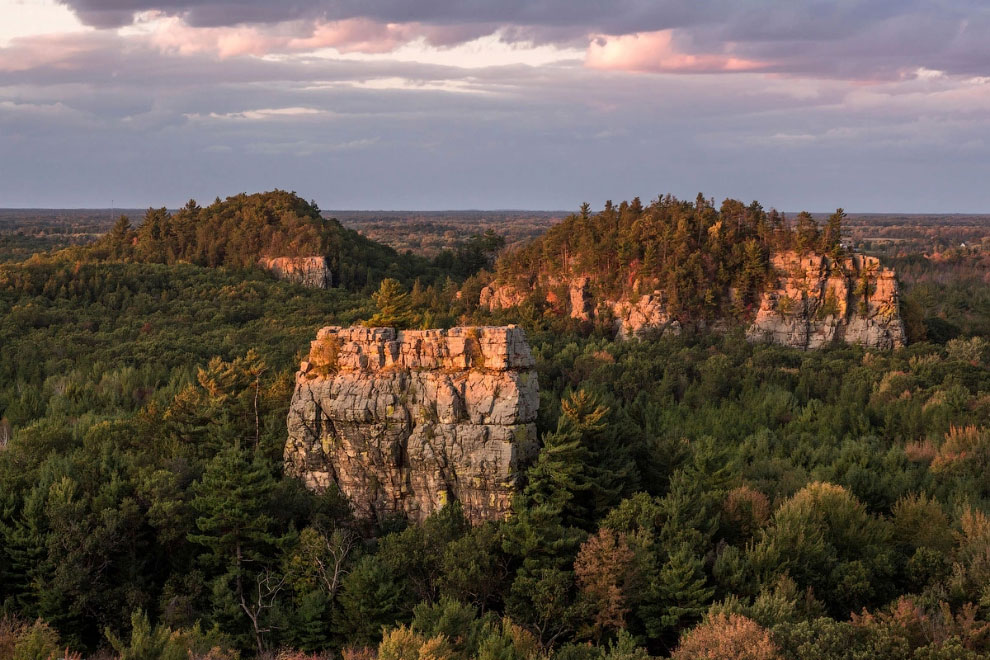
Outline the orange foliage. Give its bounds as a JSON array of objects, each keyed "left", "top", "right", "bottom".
[
  {"left": 904, "top": 440, "right": 936, "bottom": 464},
  {"left": 0, "top": 617, "right": 24, "bottom": 659},
  {"left": 341, "top": 647, "right": 377, "bottom": 660},
  {"left": 931, "top": 426, "right": 989, "bottom": 472},
  {"left": 672, "top": 614, "right": 782, "bottom": 660},
  {"left": 723, "top": 486, "right": 770, "bottom": 537},
  {"left": 574, "top": 527, "right": 640, "bottom": 639}
]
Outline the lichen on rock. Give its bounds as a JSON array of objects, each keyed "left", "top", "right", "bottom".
[{"left": 285, "top": 325, "right": 539, "bottom": 524}]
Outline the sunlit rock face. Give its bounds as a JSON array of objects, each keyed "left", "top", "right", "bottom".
[
  {"left": 480, "top": 250, "right": 906, "bottom": 350},
  {"left": 746, "top": 251, "right": 906, "bottom": 350},
  {"left": 260, "top": 256, "right": 332, "bottom": 288},
  {"left": 285, "top": 326, "right": 539, "bottom": 524}
]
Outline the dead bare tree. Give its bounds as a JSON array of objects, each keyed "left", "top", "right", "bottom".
[
  {"left": 314, "top": 526, "right": 357, "bottom": 599},
  {"left": 240, "top": 567, "right": 286, "bottom": 655}
]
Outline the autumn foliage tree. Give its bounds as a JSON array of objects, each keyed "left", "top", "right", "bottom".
[{"left": 671, "top": 614, "right": 782, "bottom": 660}]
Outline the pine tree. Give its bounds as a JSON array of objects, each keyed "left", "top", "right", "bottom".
[
  {"left": 366, "top": 278, "right": 415, "bottom": 329},
  {"left": 660, "top": 469, "right": 722, "bottom": 554},
  {"left": 821, "top": 208, "right": 845, "bottom": 257},
  {"left": 649, "top": 543, "right": 714, "bottom": 638},
  {"left": 522, "top": 390, "right": 631, "bottom": 527},
  {"left": 188, "top": 442, "right": 282, "bottom": 652},
  {"left": 104, "top": 215, "right": 134, "bottom": 260},
  {"left": 334, "top": 555, "right": 410, "bottom": 647},
  {"left": 189, "top": 443, "right": 278, "bottom": 570},
  {"left": 794, "top": 212, "right": 819, "bottom": 254},
  {"left": 288, "top": 589, "right": 332, "bottom": 652}
]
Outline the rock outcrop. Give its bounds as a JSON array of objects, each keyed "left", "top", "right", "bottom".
[
  {"left": 285, "top": 326, "right": 539, "bottom": 524},
  {"left": 746, "top": 251, "right": 906, "bottom": 350},
  {"left": 260, "top": 256, "right": 332, "bottom": 288},
  {"left": 480, "top": 250, "right": 906, "bottom": 350}
]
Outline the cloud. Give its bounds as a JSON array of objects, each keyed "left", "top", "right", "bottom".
[
  {"left": 121, "top": 12, "right": 429, "bottom": 58},
  {"left": 586, "top": 29, "right": 766, "bottom": 74},
  {"left": 2, "top": 1, "right": 990, "bottom": 210},
  {"left": 39, "top": 0, "right": 990, "bottom": 82},
  {"left": 185, "top": 106, "right": 330, "bottom": 121}
]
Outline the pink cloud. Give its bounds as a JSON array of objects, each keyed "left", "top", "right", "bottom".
[
  {"left": 136, "top": 14, "right": 282, "bottom": 57},
  {"left": 586, "top": 29, "right": 767, "bottom": 74},
  {"left": 287, "top": 19, "right": 416, "bottom": 54},
  {"left": 133, "top": 14, "right": 435, "bottom": 58},
  {"left": 0, "top": 32, "right": 106, "bottom": 72}
]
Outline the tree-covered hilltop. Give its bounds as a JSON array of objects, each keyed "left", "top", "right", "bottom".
[
  {"left": 80, "top": 190, "right": 438, "bottom": 290},
  {"left": 494, "top": 194, "right": 846, "bottom": 320}
]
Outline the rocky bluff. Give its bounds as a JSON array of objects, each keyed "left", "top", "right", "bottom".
[
  {"left": 260, "top": 256, "right": 333, "bottom": 288},
  {"left": 285, "top": 326, "right": 539, "bottom": 524},
  {"left": 482, "top": 250, "right": 906, "bottom": 351},
  {"left": 746, "top": 251, "right": 905, "bottom": 350}
]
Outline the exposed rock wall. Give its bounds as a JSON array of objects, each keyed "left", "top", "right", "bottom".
[
  {"left": 260, "top": 256, "right": 333, "bottom": 288},
  {"left": 285, "top": 326, "right": 539, "bottom": 524},
  {"left": 746, "top": 251, "right": 906, "bottom": 350},
  {"left": 480, "top": 250, "right": 906, "bottom": 350}
]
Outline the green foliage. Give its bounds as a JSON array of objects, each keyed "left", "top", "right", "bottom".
[
  {"left": 106, "top": 610, "right": 237, "bottom": 660},
  {"left": 365, "top": 278, "right": 416, "bottom": 329},
  {"left": 651, "top": 544, "right": 714, "bottom": 636},
  {"left": 751, "top": 482, "right": 895, "bottom": 616},
  {"left": 11, "top": 619, "right": 61, "bottom": 660},
  {"left": 334, "top": 555, "right": 410, "bottom": 648}
]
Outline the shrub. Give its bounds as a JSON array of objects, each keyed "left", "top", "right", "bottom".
[
  {"left": 309, "top": 335, "right": 341, "bottom": 376},
  {"left": 12, "top": 619, "right": 61, "bottom": 660}
]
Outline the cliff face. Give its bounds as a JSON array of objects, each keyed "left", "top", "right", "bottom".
[
  {"left": 747, "top": 251, "right": 906, "bottom": 350},
  {"left": 285, "top": 326, "right": 539, "bottom": 524},
  {"left": 480, "top": 250, "right": 906, "bottom": 350},
  {"left": 260, "top": 256, "right": 333, "bottom": 288}
]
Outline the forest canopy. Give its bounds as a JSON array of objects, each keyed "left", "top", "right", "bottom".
[{"left": 0, "top": 193, "right": 989, "bottom": 659}]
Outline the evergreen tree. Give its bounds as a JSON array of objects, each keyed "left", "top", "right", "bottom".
[
  {"left": 651, "top": 543, "right": 714, "bottom": 638},
  {"left": 366, "top": 278, "right": 415, "bottom": 328},
  {"left": 334, "top": 555, "right": 410, "bottom": 647},
  {"left": 189, "top": 443, "right": 279, "bottom": 572},
  {"left": 794, "top": 212, "right": 820, "bottom": 254},
  {"left": 821, "top": 208, "right": 845, "bottom": 256},
  {"left": 188, "top": 442, "right": 282, "bottom": 652}
]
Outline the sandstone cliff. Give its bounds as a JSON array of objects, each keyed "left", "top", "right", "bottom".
[
  {"left": 285, "top": 326, "right": 539, "bottom": 524},
  {"left": 260, "top": 256, "right": 333, "bottom": 288},
  {"left": 480, "top": 250, "right": 906, "bottom": 350},
  {"left": 747, "top": 251, "right": 906, "bottom": 350}
]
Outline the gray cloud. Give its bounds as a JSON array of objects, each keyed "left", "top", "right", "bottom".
[
  {"left": 58, "top": 0, "right": 721, "bottom": 31},
  {"left": 49, "top": 0, "right": 990, "bottom": 80}
]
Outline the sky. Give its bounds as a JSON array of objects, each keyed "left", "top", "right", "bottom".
[{"left": 1, "top": 1, "right": 989, "bottom": 211}]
